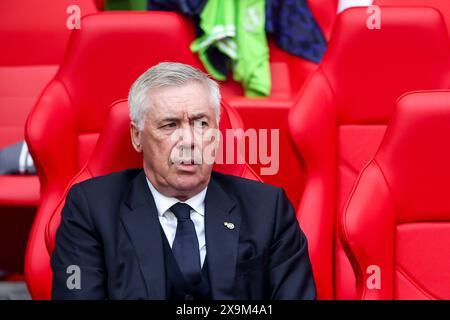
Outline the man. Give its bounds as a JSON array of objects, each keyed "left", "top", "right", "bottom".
[{"left": 51, "top": 62, "right": 316, "bottom": 300}]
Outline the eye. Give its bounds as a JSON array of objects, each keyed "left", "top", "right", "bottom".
[
  {"left": 162, "top": 122, "right": 177, "bottom": 129},
  {"left": 194, "top": 120, "right": 208, "bottom": 128}
]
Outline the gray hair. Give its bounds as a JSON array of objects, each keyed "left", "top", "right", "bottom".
[{"left": 128, "top": 62, "right": 221, "bottom": 131}]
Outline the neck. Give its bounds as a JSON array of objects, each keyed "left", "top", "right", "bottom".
[
  {"left": 143, "top": 168, "right": 209, "bottom": 201},
  {"left": 174, "top": 195, "right": 189, "bottom": 202}
]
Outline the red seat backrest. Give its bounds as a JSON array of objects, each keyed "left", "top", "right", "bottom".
[
  {"left": 288, "top": 7, "right": 450, "bottom": 299},
  {"left": 0, "top": 0, "right": 98, "bottom": 66},
  {"left": 374, "top": 0, "right": 450, "bottom": 37},
  {"left": 26, "top": 99, "right": 260, "bottom": 299},
  {"left": 0, "top": 0, "right": 99, "bottom": 147},
  {"left": 340, "top": 90, "right": 450, "bottom": 299}
]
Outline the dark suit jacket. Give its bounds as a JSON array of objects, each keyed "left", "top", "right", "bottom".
[{"left": 51, "top": 169, "right": 316, "bottom": 299}]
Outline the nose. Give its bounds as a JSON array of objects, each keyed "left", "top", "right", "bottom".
[{"left": 178, "top": 123, "right": 196, "bottom": 149}]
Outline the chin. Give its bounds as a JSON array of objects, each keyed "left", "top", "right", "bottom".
[{"left": 171, "top": 175, "right": 208, "bottom": 191}]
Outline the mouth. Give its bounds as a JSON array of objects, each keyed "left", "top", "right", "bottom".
[
  {"left": 173, "top": 159, "right": 200, "bottom": 172},
  {"left": 180, "top": 159, "right": 196, "bottom": 165}
]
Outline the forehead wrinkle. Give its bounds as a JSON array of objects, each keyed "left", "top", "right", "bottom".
[{"left": 145, "top": 83, "right": 216, "bottom": 124}]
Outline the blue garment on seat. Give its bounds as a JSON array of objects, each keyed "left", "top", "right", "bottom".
[
  {"left": 147, "top": 0, "right": 206, "bottom": 16},
  {"left": 266, "top": 0, "right": 327, "bottom": 63}
]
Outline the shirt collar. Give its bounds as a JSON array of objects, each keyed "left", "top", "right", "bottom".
[{"left": 146, "top": 177, "right": 207, "bottom": 217}]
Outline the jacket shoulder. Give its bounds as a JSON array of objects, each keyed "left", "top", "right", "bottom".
[
  {"left": 72, "top": 168, "right": 142, "bottom": 198},
  {"left": 211, "top": 171, "right": 282, "bottom": 197}
]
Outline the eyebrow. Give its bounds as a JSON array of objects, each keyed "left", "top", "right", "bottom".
[
  {"left": 159, "top": 113, "right": 209, "bottom": 123},
  {"left": 159, "top": 117, "right": 180, "bottom": 123},
  {"left": 189, "top": 113, "right": 209, "bottom": 121}
]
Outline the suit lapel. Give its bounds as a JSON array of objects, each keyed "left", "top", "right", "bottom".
[
  {"left": 205, "top": 176, "right": 240, "bottom": 299},
  {"left": 119, "top": 170, "right": 166, "bottom": 299},
  {"left": 119, "top": 170, "right": 241, "bottom": 300}
]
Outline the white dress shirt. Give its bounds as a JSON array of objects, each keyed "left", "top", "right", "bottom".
[{"left": 146, "top": 178, "right": 207, "bottom": 267}]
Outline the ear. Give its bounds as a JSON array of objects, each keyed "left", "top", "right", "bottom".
[{"left": 130, "top": 121, "right": 143, "bottom": 153}]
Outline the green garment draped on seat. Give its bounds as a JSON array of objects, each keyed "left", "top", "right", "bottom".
[
  {"left": 105, "top": 0, "right": 147, "bottom": 11},
  {"left": 191, "top": 0, "right": 271, "bottom": 97}
]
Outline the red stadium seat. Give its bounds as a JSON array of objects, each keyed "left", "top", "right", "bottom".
[
  {"left": 225, "top": 39, "right": 316, "bottom": 208},
  {"left": 26, "top": 99, "right": 261, "bottom": 299},
  {"left": 0, "top": 0, "right": 97, "bottom": 200},
  {"left": 24, "top": 11, "right": 207, "bottom": 299},
  {"left": 0, "top": 0, "right": 99, "bottom": 275},
  {"left": 374, "top": 0, "right": 450, "bottom": 36},
  {"left": 221, "top": 0, "right": 339, "bottom": 207},
  {"left": 288, "top": 7, "right": 450, "bottom": 299},
  {"left": 0, "top": 0, "right": 99, "bottom": 150},
  {"left": 340, "top": 90, "right": 450, "bottom": 299}
]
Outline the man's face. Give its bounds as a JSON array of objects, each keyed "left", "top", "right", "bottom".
[{"left": 130, "top": 81, "right": 219, "bottom": 200}]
